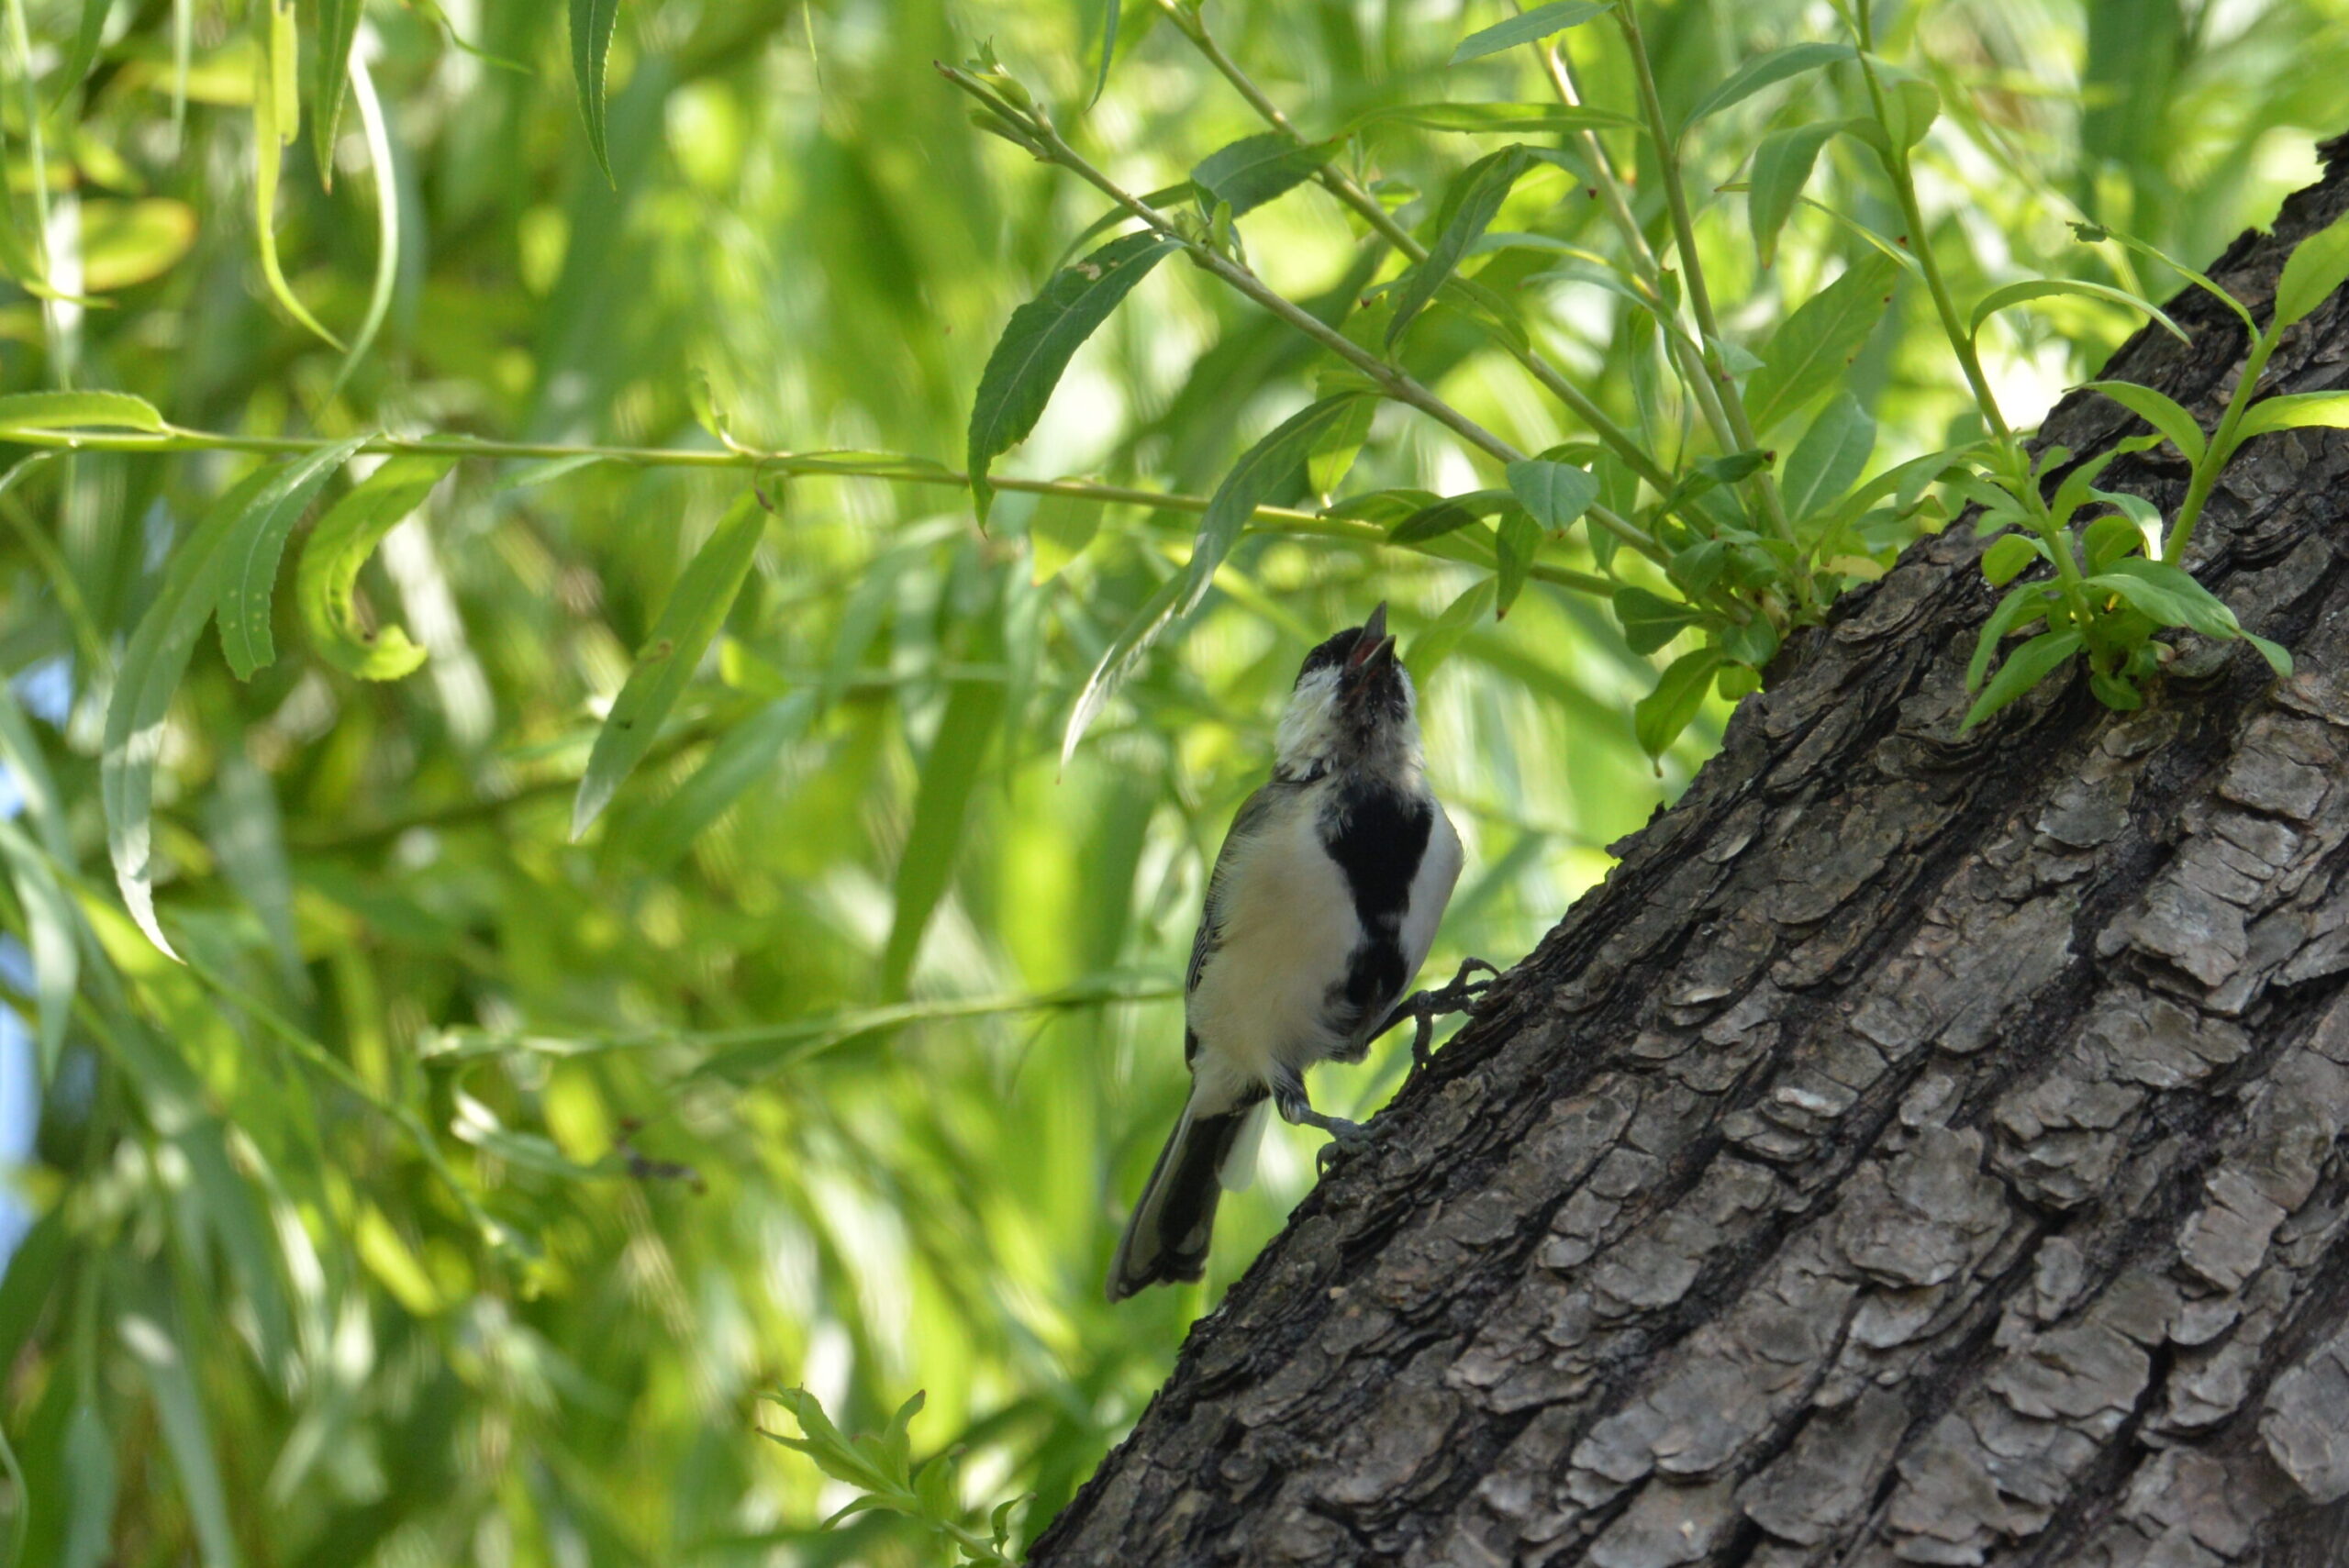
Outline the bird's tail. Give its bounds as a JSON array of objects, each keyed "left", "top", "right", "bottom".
[{"left": 1106, "top": 1088, "right": 1265, "bottom": 1301}]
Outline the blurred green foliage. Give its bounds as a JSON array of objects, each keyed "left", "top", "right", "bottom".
[{"left": 0, "top": 0, "right": 2341, "bottom": 1562}]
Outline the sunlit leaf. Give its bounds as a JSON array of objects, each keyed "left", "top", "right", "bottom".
[
  {"left": 295, "top": 454, "right": 451, "bottom": 679},
  {"left": 2231, "top": 390, "right": 2349, "bottom": 442},
  {"left": 1749, "top": 120, "right": 1842, "bottom": 268},
  {"left": 1389, "top": 144, "right": 1536, "bottom": 348},
  {"left": 967, "top": 232, "right": 1181, "bottom": 525},
  {"left": 216, "top": 435, "right": 372, "bottom": 679},
  {"left": 1403, "top": 578, "right": 1497, "bottom": 682},
  {"left": 573, "top": 494, "right": 767, "bottom": 838},
  {"left": 0, "top": 818, "right": 75, "bottom": 1078},
  {"left": 1389, "top": 487, "right": 1515, "bottom": 545},
  {"left": 1191, "top": 134, "right": 1336, "bottom": 217},
  {"left": 2272, "top": 206, "right": 2349, "bottom": 329},
  {"left": 251, "top": 1, "right": 342, "bottom": 348},
  {"left": 1494, "top": 509, "right": 1540, "bottom": 617},
  {"left": 1968, "top": 278, "right": 2188, "bottom": 345},
  {"left": 570, "top": 0, "right": 622, "bottom": 184},
  {"left": 1744, "top": 251, "right": 1900, "bottom": 432},
  {"left": 1633, "top": 645, "right": 1722, "bottom": 762},
  {"left": 1979, "top": 532, "right": 2044, "bottom": 586},
  {"left": 1448, "top": 1, "right": 1610, "bottom": 65},
  {"left": 2083, "top": 379, "right": 2206, "bottom": 462},
  {"left": 303, "top": 0, "right": 362, "bottom": 180},
  {"left": 1342, "top": 101, "right": 1636, "bottom": 136},
  {"left": 1778, "top": 393, "right": 1875, "bottom": 519},
  {"left": 881, "top": 655, "right": 1006, "bottom": 998},
  {"left": 1682, "top": 42, "right": 1855, "bottom": 131},
  {"left": 1504, "top": 458, "right": 1597, "bottom": 534},
  {"left": 0, "top": 389, "right": 165, "bottom": 438}
]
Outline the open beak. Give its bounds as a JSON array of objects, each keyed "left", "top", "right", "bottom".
[{"left": 1341, "top": 601, "right": 1397, "bottom": 691}]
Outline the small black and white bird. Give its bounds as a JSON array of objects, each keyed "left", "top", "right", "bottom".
[{"left": 1108, "top": 603, "right": 1491, "bottom": 1301}]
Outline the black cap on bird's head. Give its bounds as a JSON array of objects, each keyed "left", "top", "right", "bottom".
[{"left": 1280, "top": 603, "right": 1416, "bottom": 774}]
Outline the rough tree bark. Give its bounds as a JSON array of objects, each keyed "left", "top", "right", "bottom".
[{"left": 1030, "top": 139, "right": 2349, "bottom": 1567}]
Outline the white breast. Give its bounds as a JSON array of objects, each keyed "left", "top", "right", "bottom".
[{"left": 1186, "top": 798, "right": 1359, "bottom": 1107}]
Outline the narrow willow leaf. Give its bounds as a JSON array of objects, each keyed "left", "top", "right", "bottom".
[
  {"left": 1494, "top": 509, "right": 1540, "bottom": 617},
  {"left": 1966, "top": 583, "right": 2056, "bottom": 690},
  {"left": 573, "top": 495, "right": 766, "bottom": 838},
  {"left": 1634, "top": 646, "right": 1723, "bottom": 762},
  {"left": 569, "top": 0, "right": 622, "bottom": 184},
  {"left": 1504, "top": 459, "right": 1597, "bottom": 533},
  {"left": 2245, "top": 632, "right": 2293, "bottom": 676},
  {"left": 1191, "top": 134, "right": 1336, "bottom": 217},
  {"left": 1307, "top": 395, "right": 1376, "bottom": 499},
  {"left": 1061, "top": 565, "right": 1186, "bottom": 767},
  {"left": 624, "top": 694, "right": 815, "bottom": 870},
  {"left": 1744, "top": 251, "right": 1899, "bottom": 433},
  {"left": 1779, "top": 393, "right": 1876, "bottom": 520},
  {"left": 1342, "top": 101, "right": 1635, "bottom": 137},
  {"left": 1449, "top": 0, "right": 1609, "bottom": 64},
  {"left": 1086, "top": 0, "right": 1118, "bottom": 106},
  {"left": 1748, "top": 120, "right": 1842, "bottom": 268},
  {"left": 2083, "top": 379, "right": 2207, "bottom": 462},
  {"left": 0, "top": 818, "right": 75, "bottom": 1078},
  {"left": 1681, "top": 42, "right": 1855, "bottom": 131},
  {"left": 2231, "top": 390, "right": 2349, "bottom": 442},
  {"left": 1403, "top": 578, "right": 1497, "bottom": 683},
  {"left": 251, "top": 2, "right": 342, "bottom": 348},
  {"left": 2086, "top": 557, "right": 2241, "bottom": 639},
  {"left": 304, "top": 0, "right": 361, "bottom": 182},
  {"left": 1182, "top": 395, "right": 1366, "bottom": 617},
  {"left": 216, "top": 435, "right": 372, "bottom": 679},
  {"left": 325, "top": 43, "right": 397, "bottom": 399},
  {"left": 2272, "top": 206, "right": 2349, "bottom": 330},
  {"left": 55, "top": 0, "right": 111, "bottom": 107},
  {"left": 967, "top": 232, "right": 1180, "bottom": 525},
  {"left": 1388, "top": 487, "right": 1516, "bottom": 545},
  {"left": 1388, "top": 144, "right": 1536, "bottom": 348},
  {"left": 119, "top": 1305, "right": 241, "bottom": 1568},
  {"left": 0, "top": 674, "right": 66, "bottom": 862},
  {"left": 105, "top": 464, "right": 292, "bottom": 958},
  {"left": 881, "top": 667, "right": 1006, "bottom": 999},
  {"left": 295, "top": 454, "right": 454, "bottom": 680},
  {"left": 1967, "top": 278, "right": 2188, "bottom": 345},
  {"left": 1962, "top": 628, "right": 2081, "bottom": 731},
  {"left": 0, "top": 389, "right": 164, "bottom": 437},
  {"left": 1612, "top": 584, "right": 1704, "bottom": 655}
]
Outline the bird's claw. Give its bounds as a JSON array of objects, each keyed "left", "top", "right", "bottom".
[
  {"left": 1403, "top": 957, "right": 1502, "bottom": 1071},
  {"left": 1314, "top": 1118, "right": 1374, "bottom": 1175}
]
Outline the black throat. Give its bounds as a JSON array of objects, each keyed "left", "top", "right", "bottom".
[{"left": 1321, "top": 774, "right": 1431, "bottom": 931}]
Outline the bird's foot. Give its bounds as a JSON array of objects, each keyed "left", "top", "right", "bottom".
[
  {"left": 1399, "top": 957, "right": 1502, "bottom": 1071},
  {"left": 1275, "top": 1082, "right": 1371, "bottom": 1174}
]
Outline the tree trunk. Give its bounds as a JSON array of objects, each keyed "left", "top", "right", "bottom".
[{"left": 1030, "top": 139, "right": 2349, "bottom": 1568}]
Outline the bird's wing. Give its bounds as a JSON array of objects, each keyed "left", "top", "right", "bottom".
[
  {"left": 1396, "top": 798, "right": 1465, "bottom": 984},
  {"left": 1184, "top": 780, "right": 1297, "bottom": 1066}
]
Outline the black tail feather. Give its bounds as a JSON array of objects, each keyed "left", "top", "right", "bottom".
[{"left": 1106, "top": 1096, "right": 1257, "bottom": 1301}]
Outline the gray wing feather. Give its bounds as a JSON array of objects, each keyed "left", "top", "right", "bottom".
[{"left": 1185, "top": 780, "right": 1296, "bottom": 1004}]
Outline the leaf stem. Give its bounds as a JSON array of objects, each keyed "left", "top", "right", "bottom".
[{"left": 2164, "top": 327, "right": 2277, "bottom": 565}]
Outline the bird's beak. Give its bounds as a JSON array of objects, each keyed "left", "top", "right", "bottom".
[{"left": 1345, "top": 601, "right": 1395, "bottom": 676}]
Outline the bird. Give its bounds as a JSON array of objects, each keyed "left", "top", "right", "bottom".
[{"left": 1107, "top": 602, "right": 1493, "bottom": 1301}]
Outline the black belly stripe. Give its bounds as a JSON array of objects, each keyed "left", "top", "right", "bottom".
[{"left": 1322, "top": 780, "right": 1431, "bottom": 1031}]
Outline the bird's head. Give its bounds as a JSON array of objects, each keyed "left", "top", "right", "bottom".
[{"left": 1274, "top": 602, "right": 1420, "bottom": 782}]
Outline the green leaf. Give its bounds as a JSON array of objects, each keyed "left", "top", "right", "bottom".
[
  {"left": 0, "top": 390, "right": 165, "bottom": 438},
  {"left": 1961, "top": 628, "right": 2081, "bottom": 731},
  {"left": 1968, "top": 278, "right": 2188, "bottom": 346},
  {"left": 1682, "top": 42, "right": 1856, "bottom": 131},
  {"left": 1449, "top": 1, "right": 1610, "bottom": 64},
  {"left": 216, "top": 436, "right": 372, "bottom": 680},
  {"left": 569, "top": 0, "right": 622, "bottom": 184},
  {"left": 1180, "top": 395, "right": 1366, "bottom": 616},
  {"left": 1028, "top": 487, "right": 1106, "bottom": 584},
  {"left": 1342, "top": 102, "right": 1636, "bottom": 136},
  {"left": 1505, "top": 459, "right": 1597, "bottom": 533},
  {"left": 572, "top": 495, "right": 766, "bottom": 839},
  {"left": 119, "top": 1305, "right": 242, "bottom": 1568},
  {"left": 1389, "top": 487, "right": 1516, "bottom": 545},
  {"left": 101, "top": 463, "right": 313, "bottom": 956},
  {"left": 1061, "top": 559, "right": 1187, "bottom": 767},
  {"left": 1191, "top": 134, "right": 1337, "bottom": 217},
  {"left": 881, "top": 663, "right": 1006, "bottom": 998},
  {"left": 1749, "top": 120, "right": 1842, "bottom": 269},
  {"left": 1634, "top": 646, "right": 1723, "bottom": 762},
  {"left": 1307, "top": 395, "right": 1377, "bottom": 499},
  {"left": 2082, "top": 379, "right": 2206, "bottom": 463},
  {"left": 1495, "top": 509, "right": 1540, "bottom": 617},
  {"left": 2273, "top": 206, "right": 2349, "bottom": 329},
  {"left": 0, "top": 818, "right": 75, "bottom": 1079},
  {"left": 1086, "top": 0, "right": 1119, "bottom": 105},
  {"left": 1388, "top": 145, "right": 1536, "bottom": 348},
  {"left": 1966, "top": 582, "right": 2056, "bottom": 690},
  {"left": 1403, "top": 578, "right": 1497, "bottom": 683},
  {"left": 55, "top": 0, "right": 112, "bottom": 107},
  {"left": 1979, "top": 531, "right": 2044, "bottom": 586},
  {"left": 624, "top": 694, "right": 815, "bottom": 870},
  {"left": 2082, "top": 512, "right": 2146, "bottom": 573},
  {"left": 1779, "top": 393, "right": 1876, "bottom": 519},
  {"left": 304, "top": 0, "right": 362, "bottom": 182},
  {"left": 2087, "top": 488, "right": 2165, "bottom": 561},
  {"left": 1612, "top": 584, "right": 1704, "bottom": 655},
  {"left": 295, "top": 454, "right": 454, "bottom": 680},
  {"left": 252, "top": 1, "right": 343, "bottom": 349},
  {"left": 1744, "top": 252, "right": 1900, "bottom": 433},
  {"left": 2245, "top": 632, "right": 2293, "bottom": 676},
  {"left": 2084, "top": 556, "right": 2241, "bottom": 639},
  {"left": 2231, "top": 391, "right": 2349, "bottom": 442},
  {"left": 966, "top": 232, "right": 1181, "bottom": 525},
  {"left": 1722, "top": 617, "right": 1779, "bottom": 669}
]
